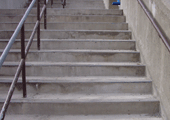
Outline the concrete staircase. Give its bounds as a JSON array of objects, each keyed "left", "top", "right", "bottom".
[{"left": 0, "top": 0, "right": 162, "bottom": 119}]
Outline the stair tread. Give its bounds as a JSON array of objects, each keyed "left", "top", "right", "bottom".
[
  {"left": 0, "top": 8, "right": 123, "bottom": 11},
  {"left": 3, "top": 49, "right": 138, "bottom": 53},
  {"left": 0, "top": 14, "right": 124, "bottom": 17},
  {"left": 0, "top": 94, "right": 158, "bottom": 102},
  {"left": 0, "top": 30, "right": 130, "bottom": 32},
  {"left": 0, "top": 76, "right": 151, "bottom": 83},
  {"left": 0, "top": 22, "right": 127, "bottom": 24},
  {"left": 0, "top": 39, "right": 135, "bottom": 42},
  {"left": 2, "top": 62, "right": 144, "bottom": 66},
  {"left": 4, "top": 114, "right": 162, "bottom": 120}
]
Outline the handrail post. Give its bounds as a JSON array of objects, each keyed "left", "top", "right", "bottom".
[
  {"left": 51, "top": 0, "right": 53, "bottom": 7},
  {"left": 21, "top": 24, "right": 27, "bottom": 98},
  {"left": 44, "top": 0, "right": 47, "bottom": 29},
  {"left": 62, "top": 0, "right": 66, "bottom": 8},
  {"left": 37, "top": 0, "right": 40, "bottom": 50}
]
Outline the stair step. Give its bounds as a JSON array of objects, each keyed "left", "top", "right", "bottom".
[
  {"left": 4, "top": 115, "right": 163, "bottom": 120},
  {"left": 33, "top": 2, "right": 105, "bottom": 9},
  {"left": 0, "top": 15, "right": 125, "bottom": 23},
  {"left": 0, "top": 94, "right": 159, "bottom": 115},
  {"left": 2, "top": 50, "right": 140, "bottom": 62},
  {"left": 37, "top": 0, "right": 104, "bottom": 4},
  {"left": 44, "top": 0, "right": 104, "bottom": 1},
  {"left": 0, "top": 0, "right": 162, "bottom": 119},
  {"left": 0, "top": 9, "right": 123, "bottom": 16},
  {"left": 0, "top": 22, "right": 128, "bottom": 30},
  {"left": 0, "top": 62, "right": 145, "bottom": 77},
  {"left": 0, "top": 39, "right": 136, "bottom": 50},
  {"left": 0, "top": 77, "right": 152, "bottom": 94},
  {"left": 0, "top": 30, "right": 131, "bottom": 39}
]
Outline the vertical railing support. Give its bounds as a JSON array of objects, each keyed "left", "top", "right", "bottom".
[
  {"left": 21, "top": 24, "right": 27, "bottom": 98},
  {"left": 37, "top": 0, "right": 40, "bottom": 50},
  {"left": 44, "top": 0, "right": 47, "bottom": 29},
  {"left": 51, "top": 0, "right": 53, "bottom": 7},
  {"left": 62, "top": 0, "right": 66, "bottom": 8}
]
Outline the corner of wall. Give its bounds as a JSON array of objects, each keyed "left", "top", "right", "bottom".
[{"left": 103, "top": 0, "right": 118, "bottom": 9}]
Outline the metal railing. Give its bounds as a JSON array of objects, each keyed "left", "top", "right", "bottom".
[
  {"left": 62, "top": 0, "right": 66, "bottom": 8},
  {"left": 137, "top": 0, "right": 170, "bottom": 52},
  {"left": 51, "top": 0, "right": 66, "bottom": 8},
  {"left": 112, "top": 0, "right": 170, "bottom": 52},
  {"left": 0, "top": 0, "right": 49, "bottom": 119}
]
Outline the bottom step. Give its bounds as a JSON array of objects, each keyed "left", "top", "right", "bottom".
[
  {"left": 0, "top": 94, "right": 159, "bottom": 115},
  {"left": 4, "top": 115, "right": 162, "bottom": 120}
]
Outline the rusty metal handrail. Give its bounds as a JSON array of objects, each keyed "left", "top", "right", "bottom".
[
  {"left": 51, "top": 0, "right": 66, "bottom": 8},
  {"left": 62, "top": 0, "right": 66, "bottom": 8},
  {"left": 0, "top": 0, "right": 49, "bottom": 119},
  {"left": 137, "top": 0, "right": 170, "bottom": 52}
]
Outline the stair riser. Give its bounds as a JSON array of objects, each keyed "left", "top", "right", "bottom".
[
  {"left": 37, "top": 1, "right": 104, "bottom": 4},
  {"left": 34, "top": 3, "right": 105, "bottom": 9},
  {"left": 1, "top": 101, "right": 159, "bottom": 115},
  {"left": 0, "top": 23, "right": 128, "bottom": 30},
  {"left": 0, "top": 9, "right": 123, "bottom": 16},
  {"left": 38, "top": 1, "right": 104, "bottom": 4},
  {"left": 46, "top": 9, "right": 121, "bottom": 15},
  {"left": 0, "top": 41, "right": 136, "bottom": 50},
  {"left": 0, "top": 65, "right": 145, "bottom": 77},
  {"left": 36, "top": 1, "right": 104, "bottom": 4},
  {"left": 0, "top": 82, "right": 152, "bottom": 94},
  {"left": 0, "top": 31, "right": 131, "bottom": 39},
  {"left": 40, "top": 1, "right": 104, "bottom": 4},
  {"left": 3, "top": 115, "right": 163, "bottom": 120},
  {"left": 42, "top": 0, "right": 106, "bottom": 1},
  {"left": 0, "top": 16, "right": 125, "bottom": 23},
  {"left": 3, "top": 52, "right": 140, "bottom": 62}
]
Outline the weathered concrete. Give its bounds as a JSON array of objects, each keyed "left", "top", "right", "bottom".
[
  {"left": 0, "top": 30, "right": 131, "bottom": 39},
  {"left": 0, "top": 9, "right": 123, "bottom": 16},
  {"left": 103, "top": 0, "right": 118, "bottom": 9},
  {"left": 0, "top": 0, "right": 161, "bottom": 119},
  {"left": 0, "top": 94, "right": 159, "bottom": 115},
  {"left": 120, "top": 0, "right": 170, "bottom": 119},
  {"left": 0, "top": 77, "right": 152, "bottom": 95},
  {"left": 0, "top": 39, "right": 136, "bottom": 50},
  {"left": 0, "top": 15, "right": 126, "bottom": 23},
  {"left": 34, "top": 2, "right": 105, "bottom": 9},
  {"left": 0, "top": 62, "right": 145, "bottom": 77},
  {"left": 3, "top": 115, "right": 163, "bottom": 120},
  {"left": 0, "top": 0, "right": 28, "bottom": 9},
  {"left": 2, "top": 50, "right": 140, "bottom": 62},
  {"left": 0, "top": 22, "right": 128, "bottom": 30}
]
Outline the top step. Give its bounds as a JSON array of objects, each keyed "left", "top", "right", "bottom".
[
  {"left": 33, "top": 1, "right": 106, "bottom": 9},
  {"left": 33, "top": 2, "right": 105, "bottom": 9},
  {"left": 26, "top": 0, "right": 118, "bottom": 9}
]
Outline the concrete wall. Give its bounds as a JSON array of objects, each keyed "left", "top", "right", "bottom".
[
  {"left": 120, "top": 0, "right": 170, "bottom": 119},
  {"left": 0, "top": 0, "right": 28, "bottom": 9},
  {"left": 103, "top": 0, "right": 117, "bottom": 9}
]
